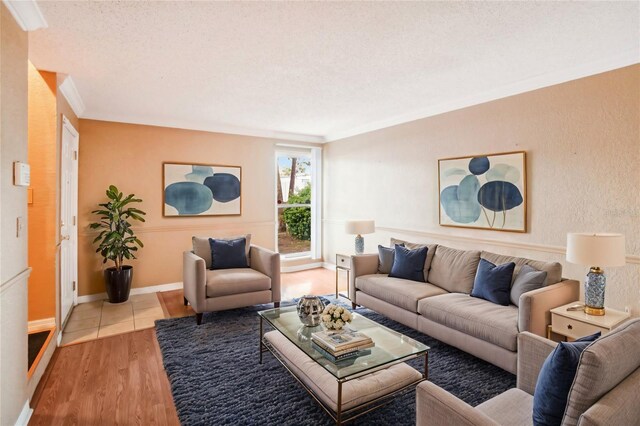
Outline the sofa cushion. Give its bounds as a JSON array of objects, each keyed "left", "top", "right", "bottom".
[
  {"left": 428, "top": 245, "right": 481, "bottom": 294},
  {"left": 391, "top": 238, "right": 437, "bottom": 282},
  {"left": 377, "top": 244, "right": 403, "bottom": 274},
  {"left": 417, "top": 293, "right": 519, "bottom": 351},
  {"left": 389, "top": 245, "right": 427, "bottom": 282},
  {"left": 193, "top": 234, "right": 251, "bottom": 269},
  {"left": 206, "top": 268, "right": 270, "bottom": 297},
  {"left": 481, "top": 251, "right": 562, "bottom": 285},
  {"left": 510, "top": 265, "right": 547, "bottom": 307},
  {"left": 471, "top": 259, "right": 515, "bottom": 306},
  {"left": 356, "top": 274, "right": 447, "bottom": 313}
]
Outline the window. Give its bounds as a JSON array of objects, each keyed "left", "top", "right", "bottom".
[{"left": 275, "top": 147, "right": 321, "bottom": 258}]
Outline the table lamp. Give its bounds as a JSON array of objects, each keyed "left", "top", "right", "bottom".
[
  {"left": 345, "top": 220, "right": 375, "bottom": 254},
  {"left": 566, "top": 233, "right": 625, "bottom": 316}
]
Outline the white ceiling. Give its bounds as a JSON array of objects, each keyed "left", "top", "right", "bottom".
[{"left": 29, "top": 1, "right": 639, "bottom": 142}]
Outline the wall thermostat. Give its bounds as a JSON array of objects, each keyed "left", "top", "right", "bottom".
[{"left": 14, "top": 161, "right": 30, "bottom": 187}]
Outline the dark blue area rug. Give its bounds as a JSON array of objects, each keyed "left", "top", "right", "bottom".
[{"left": 155, "top": 298, "right": 515, "bottom": 425}]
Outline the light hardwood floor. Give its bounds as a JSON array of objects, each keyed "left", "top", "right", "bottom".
[{"left": 30, "top": 268, "right": 335, "bottom": 424}]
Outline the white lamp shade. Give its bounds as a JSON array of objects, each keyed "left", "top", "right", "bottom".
[
  {"left": 566, "top": 233, "right": 626, "bottom": 267},
  {"left": 345, "top": 220, "right": 375, "bottom": 235}
]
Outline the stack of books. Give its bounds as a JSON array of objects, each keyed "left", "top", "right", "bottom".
[{"left": 311, "top": 329, "right": 374, "bottom": 362}]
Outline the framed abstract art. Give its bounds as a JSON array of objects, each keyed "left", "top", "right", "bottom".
[
  {"left": 438, "top": 151, "right": 526, "bottom": 232},
  {"left": 163, "top": 162, "right": 242, "bottom": 217}
]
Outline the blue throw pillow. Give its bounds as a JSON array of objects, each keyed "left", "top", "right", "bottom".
[
  {"left": 471, "top": 259, "right": 515, "bottom": 305},
  {"left": 533, "top": 332, "right": 600, "bottom": 426},
  {"left": 388, "top": 244, "right": 427, "bottom": 282},
  {"left": 209, "top": 237, "right": 248, "bottom": 269},
  {"left": 378, "top": 243, "right": 404, "bottom": 274}
]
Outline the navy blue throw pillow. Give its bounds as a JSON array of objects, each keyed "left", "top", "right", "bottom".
[
  {"left": 388, "top": 244, "right": 427, "bottom": 282},
  {"left": 471, "top": 259, "right": 515, "bottom": 306},
  {"left": 209, "top": 237, "right": 248, "bottom": 270},
  {"left": 533, "top": 332, "right": 600, "bottom": 426}
]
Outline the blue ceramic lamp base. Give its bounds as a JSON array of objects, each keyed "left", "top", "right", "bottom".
[
  {"left": 584, "top": 267, "right": 606, "bottom": 316},
  {"left": 355, "top": 235, "right": 364, "bottom": 255}
]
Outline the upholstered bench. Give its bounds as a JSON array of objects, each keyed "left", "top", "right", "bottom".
[{"left": 264, "top": 330, "right": 422, "bottom": 414}]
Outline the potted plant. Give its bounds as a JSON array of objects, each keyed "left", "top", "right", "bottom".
[{"left": 89, "top": 185, "right": 146, "bottom": 303}]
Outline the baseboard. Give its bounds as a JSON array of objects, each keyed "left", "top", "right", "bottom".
[
  {"left": 76, "top": 282, "right": 183, "bottom": 304},
  {"left": 281, "top": 262, "right": 324, "bottom": 273},
  {"left": 15, "top": 400, "right": 32, "bottom": 426},
  {"left": 322, "top": 262, "right": 336, "bottom": 271},
  {"left": 28, "top": 317, "right": 56, "bottom": 332}
]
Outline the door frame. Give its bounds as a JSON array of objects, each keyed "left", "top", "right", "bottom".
[{"left": 59, "top": 115, "right": 79, "bottom": 330}]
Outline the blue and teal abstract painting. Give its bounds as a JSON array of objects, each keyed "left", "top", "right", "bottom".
[
  {"left": 163, "top": 163, "right": 241, "bottom": 216},
  {"left": 438, "top": 152, "right": 525, "bottom": 231}
]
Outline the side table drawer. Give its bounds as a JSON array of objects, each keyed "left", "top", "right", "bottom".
[
  {"left": 552, "top": 313, "right": 608, "bottom": 340},
  {"left": 336, "top": 254, "right": 351, "bottom": 269}
]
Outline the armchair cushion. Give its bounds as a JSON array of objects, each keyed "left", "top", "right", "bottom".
[
  {"left": 532, "top": 333, "right": 599, "bottom": 426},
  {"left": 205, "top": 268, "right": 271, "bottom": 297},
  {"left": 476, "top": 388, "right": 533, "bottom": 426},
  {"left": 192, "top": 234, "right": 251, "bottom": 269},
  {"left": 209, "top": 237, "right": 248, "bottom": 269},
  {"left": 563, "top": 318, "right": 640, "bottom": 425}
]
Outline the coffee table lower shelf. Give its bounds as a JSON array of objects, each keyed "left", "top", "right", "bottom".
[{"left": 259, "top": 330, "right": 427, "bottom": 425}]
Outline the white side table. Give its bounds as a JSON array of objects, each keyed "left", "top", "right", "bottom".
[
  {"left": 548, "top": 301, "right": 630, "bottom": 340},
  {"left": 335, "top": 253, "right": 352, "bottom": 299}
]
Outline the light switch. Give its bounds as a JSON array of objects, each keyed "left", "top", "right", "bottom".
[
  {"left": 16, "top": 216, "right": 23, "bottom": 237},
  {"left": 13, "top": 162, "right": 30, "bottom": 186}
]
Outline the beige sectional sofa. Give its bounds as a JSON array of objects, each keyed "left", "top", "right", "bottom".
[{"left": 349, "top": 238, "right": 579, "bottom": 373}]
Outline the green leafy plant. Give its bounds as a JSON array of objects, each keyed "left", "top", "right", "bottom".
[
  {"left": 282, "top": 184, "right": 311, "bottom": 240},
  {"left": 89, "top": 185, "right": 146, "bottom": 270}
]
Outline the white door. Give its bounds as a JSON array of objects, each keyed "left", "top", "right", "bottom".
[{"left": 60, "top": 116, "right": 79, "bottom": 327}]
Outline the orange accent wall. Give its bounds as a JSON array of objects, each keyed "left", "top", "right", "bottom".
[
  {"left": 27, "top": 63, "right": 58, "bottom": 321},
  {"left": 77, "top": 120, "right": 310, "bottom": 296}
]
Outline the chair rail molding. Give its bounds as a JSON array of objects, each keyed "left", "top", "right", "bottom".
[
  {"left": 0, "top": 268, "right": 32, "bottom": 294},
  {"left": 324, "top": 219, "right": 640, "bottom": 265},
  {"left": 79, "top": 220, "right": 276, "bottom": 237}
]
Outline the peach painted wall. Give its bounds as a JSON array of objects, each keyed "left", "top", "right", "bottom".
[
  {"left": 27, "top": 64, "right": 57, "bottom": 321},
  {"left": 77, "top": 120, "right": 302, "bottom": 296},
  {"left": 323, "top": 65, "right": 640, "bottom": 314}
]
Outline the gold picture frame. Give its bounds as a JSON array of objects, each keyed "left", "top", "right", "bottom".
[{"left": 438, "top": 151, "right": 526, "bottom": 232}]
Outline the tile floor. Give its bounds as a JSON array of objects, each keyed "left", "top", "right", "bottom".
[
  {"left": 61, "top": 293, "right": 166, "bottom": 346},
  {"left": 61, "top": 267, "right": 336, "bottom": 346}
]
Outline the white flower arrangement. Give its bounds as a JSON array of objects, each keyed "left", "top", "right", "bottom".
[{"left": 321, "top": 304, "right": 353, "bottom": 330}]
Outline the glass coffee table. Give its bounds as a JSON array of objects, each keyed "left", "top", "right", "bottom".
[{"left": 259, "top": 305, "right": 429, "bottom": 424}]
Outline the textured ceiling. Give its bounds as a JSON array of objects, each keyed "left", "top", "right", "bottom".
[{"left": 29, "top": 1, "right": 639, "bottom": 142}]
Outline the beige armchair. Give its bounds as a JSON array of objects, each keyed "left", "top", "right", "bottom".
[
  {"left": 416, "top": 318, "right": 640, "bottom": 426},
  {"left": 183, "top": 245, "right": 281, "bottom": 324}
]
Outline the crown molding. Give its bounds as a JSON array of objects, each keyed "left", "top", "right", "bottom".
[
  {"left": 2, "top": 0, "right": 47, "bottom": 31},
  {"left": 82, "top": 111, "right": 326, "bottom": 143},
  {"left": 324, "top": 51, "right": 640, "bottom": 142},
  {"left": 58, "top": 76, "right": 86, "bottom": 117}
]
